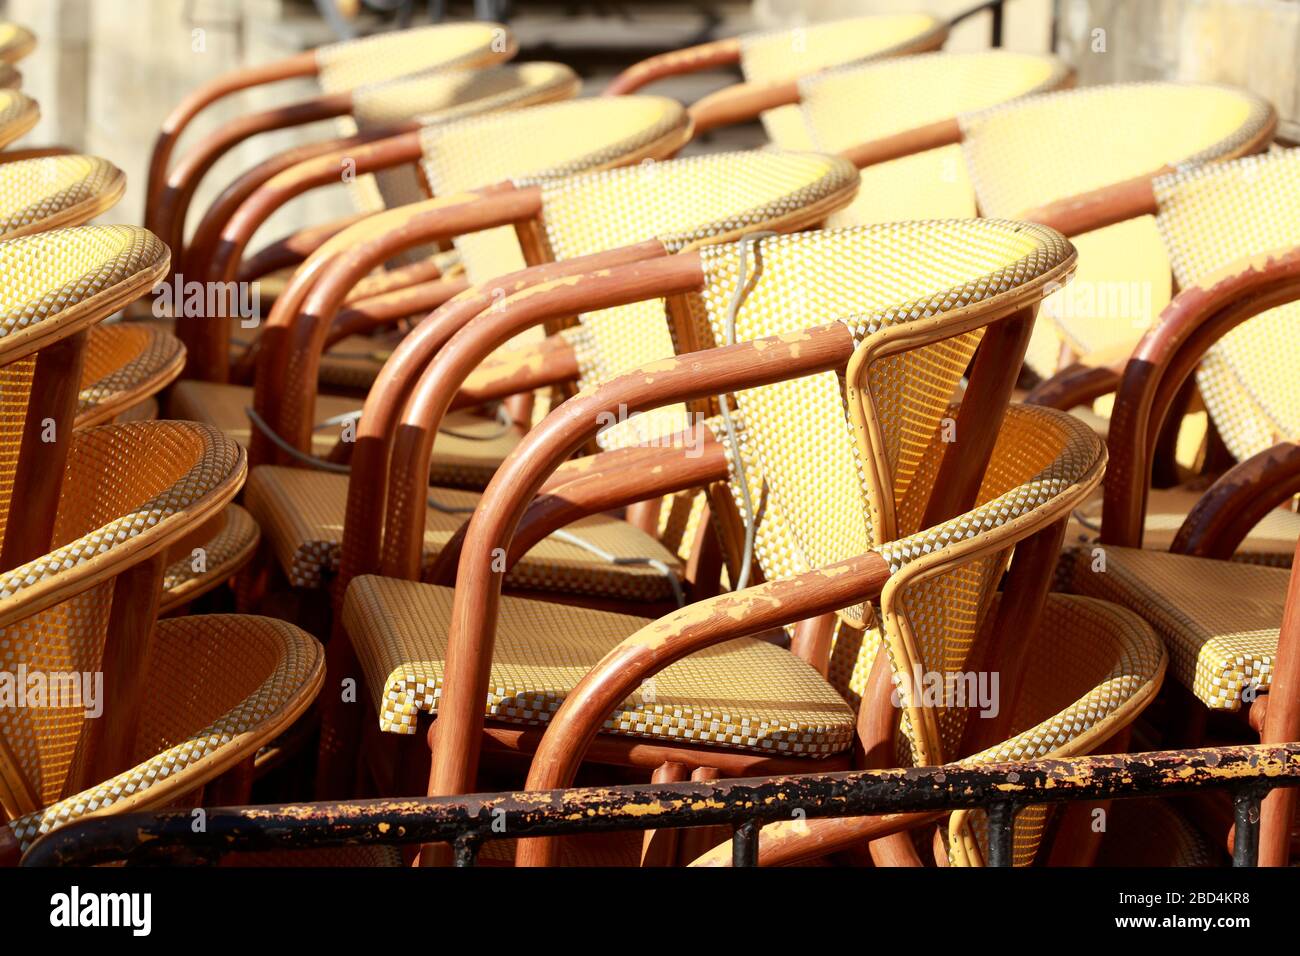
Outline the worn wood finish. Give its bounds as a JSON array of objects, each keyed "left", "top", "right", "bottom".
[
  {"left": 0, "top": 330, "right": 87, "bottom": 572},
  {"left": 424, "top": 322, "right": 857, "bottom": 841},
  {"left": 149, "top": 91, "right": 354, "bottom": 262},
  {"left": 1260, "top": 538, "right": 1300, "bottom": 866},
  {"left": 145, "top": 51, "right": 318, "bottom": 219},
  {"left": 511, "top": 550, "right": 891, "bottom": 866},
  {"left": 326, "top": 276, "right": 471, "bottom": 348},
  {"left": 602, "top": 37, "right": 742, "bottom": 96},
  {"left": 384, "top": 255, "right": 707, "bottom": 580},
  {"left": 1102, "top": 246, "right": 1300, "bottom": 547}
]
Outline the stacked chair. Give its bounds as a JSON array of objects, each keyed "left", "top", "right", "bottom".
[{"left": 4, "top": 6, "right": 1298, "bottom": 870}]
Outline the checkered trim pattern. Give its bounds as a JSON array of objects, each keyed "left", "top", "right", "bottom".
[{"left": 343, "top": 575, "right": 856, "bottom": 753}]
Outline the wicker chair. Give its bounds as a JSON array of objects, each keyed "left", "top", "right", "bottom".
[
  {"left": 605, "top": 13, "right": 947, "bottom": 145},
  {"left": 1044, "top": 148, "right": 1300, "bottom": 865},
  {"left": 324, "top": 220, "right": 1164, "bottom": 866},
  {"left": 271, "top": 149, "right": 858, "bottom": 796},
  {"left": 145, "top": 21, "right": 516, "bottom": 264},
  {"left": 0, "top": 160, "right": 259, "bottom": 615},
  {"left": 168, "top": 61, "right": 587, "bottom": 385},
  {"left": 0, "top": 417, "right": 323, "bottom": 863}
]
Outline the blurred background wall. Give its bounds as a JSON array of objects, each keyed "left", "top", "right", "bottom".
[{"left": 1, "top": 0, "right": 1295, "bottom": 244}]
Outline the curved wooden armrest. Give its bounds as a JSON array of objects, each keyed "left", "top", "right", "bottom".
[
  {"left": 381, "top": 252, "right": 694, "bottom": 578},
  {"left": 512, "top": 551, "right": 890, "bottom": 866},
  {"left": 603, "top": 37, "right": 742, "bottom": 96},
  {"left": 687, "top": 78, "right": 799, "bottom": 136},
  {"left": 1170, "top": 441, "right": 1300, "bottom": 560},
  {"left": 424, "top": 321, "right": 856, "bottom": 812},
  {"left": 248, "top": 186, "right": 540, "bottom": 464},
  {"left": 145, "top": 50, "right": 318, "bottom": 219},
  {"left": 1023, "top": 362, "right": 1121, "bottom": 410},
  {"left": 838, "top": 118, "right": 961, "bottom": 169},
  {"left": 197, "top": 128, "right": 423, "bottom": 290},
  {"left": 426, "top": 431, "right": 729, "bottom": 585},
  {"left": 1018, "top": 167, "right": 1165, "bottom": 239},
  {"left": 184, "top": 126, "right": 411, "bottom": 283},
  {"left": 1102, "top": 244, "right": 1300, "bottom": 547},
  {"left": 334, "top": 241, "right": 668, "bottom": 593},
  {"left": 147, "top": 90, "right": 353, "bottom": 263},
  {"left": 237, "top": 212, "right": 370, "bottom": 282},
  {"left": 325, "top": 274, "right": 471, "bottom": 348}
]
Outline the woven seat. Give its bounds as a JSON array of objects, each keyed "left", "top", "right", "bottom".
[
  {"left": 169, "top": 379, "right": 521, "bottom": 488},
  {"left": 1064, "top": 544, "right": 1284, "bottom": 711},
  {"left": 0, "top": 154, "right": 124, "bottom": 239},
  {"left": 0, "top": 22, "right": 35, "bottom": 64},
  {"left": 0, "top": 89, "right": 35, "bottom": 149},
  {"left": 345, "top": 573, "right": 856, "bottom": 752},
  {"left": 960, "top": 82, "right": 1273, "bottom": 376},
  {"left": 798, "top": 51, "right": 1071, "bottom": 222},
  {"left": 247, "top": 465, "right": 681, "bottom": 598}
]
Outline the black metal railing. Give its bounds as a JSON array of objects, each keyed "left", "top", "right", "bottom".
[{"left": 21, "top": 743, "right": 1300, "bottom": 867}]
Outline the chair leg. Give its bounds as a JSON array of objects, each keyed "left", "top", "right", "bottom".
[
  {"left": 678, "top": 766, "right": 730, "bottom": 864},
  {"left": 640, "top": 761, "right": 689, "bottom": 866},
  {"left": 1259, "top": 537, "right": 1300, "bottom": 866}
]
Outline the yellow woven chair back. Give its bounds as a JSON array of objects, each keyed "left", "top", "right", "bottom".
[
  {"left": 799, "top": 51, "right": 1071, "bottom": 225},
  {"left": 961, "top": 82, "right": 1274, "bottom": 374},
  {"left": 673, "top": 224, "right": 1161, "bottom": 863},
  {"left": 738, "top": 13, "right": 947, "bottom": 149},
  {"left": 0, "top": 420, "right": 242, "bottom": 820},
  {"left": 1153, "top": 147, "right": 1300, "bottom": 461},
  {"left": 421, "top": 95, "right": 690, "bottom": 286},
  {"left": 677, "top": 220, "right": 1071, "bottom": 582},
  {"left": 0, "top": 22, "right": 35, "bottom": 65},
  {"left": 538, "top": 150, "right": 859, "bottom": 451},
  {"left": 313, "top": 21, "right": 512, "bottom": 94},
  {"left": 343, "top": 62, "right": 580, "bottom": 215},
  {"left": 0, "top": 155, "right": 125, "bottom": 240},
  {"left": 0, "top": 89, "right": 37, "bottom": 149},
  {"left": 0, "top": 226, "right": 169, "bottom": 546}
]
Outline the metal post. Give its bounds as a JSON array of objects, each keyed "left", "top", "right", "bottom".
[
  {"left": 986, "top": 802, "right": 1015, "bottom": 866},
  {"left": 733, "top": 818, "right": 760, "bottom": 867}
]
